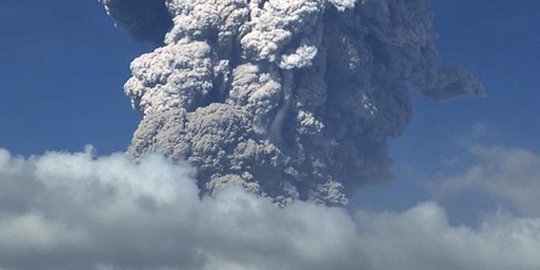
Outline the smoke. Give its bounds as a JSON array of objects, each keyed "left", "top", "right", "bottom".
[
  {"left": 1, "top": 148, "right": 539, "bottom": 270},
  {"left": 100, "top": 0, "right": 484, "bottom": 205},
  {"left": 99, "top": 0, "right": 171, "bottom": 43}
]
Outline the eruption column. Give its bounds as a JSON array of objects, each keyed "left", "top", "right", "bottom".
[{"left": 101, "top": 0, "right": 484, "bottom": 205}]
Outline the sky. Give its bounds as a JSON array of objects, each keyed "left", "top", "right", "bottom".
[
  {"left": 352, "top": 0, "right": 540, "bottom": 224},
  {"left": 0, "top": 0, "right": 151, "bottom": 156},
  {"left": 1, "top": 0, "right": 540, "bottom": 221},
  {"left": 1, "top": 1, "right": 540, "bottom": 269},
  {"left": 1, "top": 1, "right": 539, "bottom": 159},
  {"left": 1, "top": 0, "right": 536, "bottom": 157}
]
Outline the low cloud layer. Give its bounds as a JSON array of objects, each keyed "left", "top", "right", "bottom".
[
  {"left": 0, "top": 148, "right": 539, "bottom": 270},
  {"left": 435, "top": 145, "right": 540, "bottom": 217}
]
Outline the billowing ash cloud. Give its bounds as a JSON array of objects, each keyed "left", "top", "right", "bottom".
[
  {"left": 1, "top": 149, "right": 540, "bottom": 270},
  {"left": 101, "top": 0, "right": 484, "bottom": 205}
]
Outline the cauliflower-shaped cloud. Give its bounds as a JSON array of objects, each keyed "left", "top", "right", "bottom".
[{"left": 101, "top": 0, "right": 485, "bottom": 205}]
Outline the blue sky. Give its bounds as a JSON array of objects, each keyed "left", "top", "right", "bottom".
[
  {"left": 1, "top": 1, "right": 540, "bottom": 269},
  {"left": 1, "top": 0, "right": 151, "bottom": 156},
  {"left": 1, "top": 0, "right": 539, "bottom": 224},
  {"left": 352, "top": 0, "right": 540, "bottom": 223}
]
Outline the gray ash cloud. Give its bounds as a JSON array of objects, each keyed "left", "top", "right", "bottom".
[
  {"left": 101, "top": 0, "right": 484, "bottom": 205},
  {"left": 99, "top": 0, "right": 171, "bottom": 43}
]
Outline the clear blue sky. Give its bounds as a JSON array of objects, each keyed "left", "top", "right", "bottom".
[
  {"left": 1, "top": 0, "right": 152, "bottom": 156},
  {"left": 1, "top": 0, "right": 539, "bottom": 224}
]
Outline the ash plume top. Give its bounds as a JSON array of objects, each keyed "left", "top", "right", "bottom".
[
  {"left": 99, "top": 0, "right": 171, "bottom": 43},
  {"left": 101, "top": 0, "right": 484, "bottom": 206}
]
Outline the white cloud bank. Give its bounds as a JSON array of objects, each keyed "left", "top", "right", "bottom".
[
  {"left": 0, "top": 148, "right": 539, "bottom": 270},
  {"left": 436, "top": 145, "right": 540, "bottom": 216}
]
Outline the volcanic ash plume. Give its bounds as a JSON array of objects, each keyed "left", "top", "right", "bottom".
[{"left": 100, "top": 0, "right": 484, "bottom": 205}]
